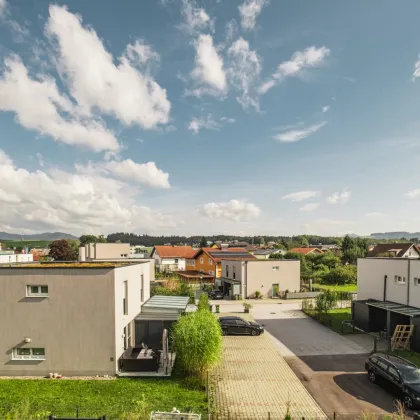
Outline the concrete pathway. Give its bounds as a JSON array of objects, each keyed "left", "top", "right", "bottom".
[{"left": 211, "top": 313, "right": 327, "bottom": 419}]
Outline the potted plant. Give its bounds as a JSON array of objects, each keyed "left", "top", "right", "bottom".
[
  {"left": 243, "top": 302, "right": 253, "bottom": 313},
  {"left": 255, "top": 290, "right": 262, "bottom": 299}
]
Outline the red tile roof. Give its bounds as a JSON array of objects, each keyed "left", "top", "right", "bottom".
[
  {"left": 290, "top": 247, "right": 322, "bottom": 255},
  {"left": 152, "top": 246, "right": 196, "bottom": 259},
  {"left": 194, "top": 247, "right": 256, "bottom": 262}
]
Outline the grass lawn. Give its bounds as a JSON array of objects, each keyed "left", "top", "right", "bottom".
[
  {"left": 312, "top": 283, "right": 357, "bottom": 293},
  {"left": 328, "top": 308, "right": 352, "bottom": 332},
  {"left": 0, "top": 378, "right": 207, "bottom": 419}
]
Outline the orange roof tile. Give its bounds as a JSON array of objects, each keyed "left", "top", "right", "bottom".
[
  {"left": 152, "top": 246, "right": 196, "bottom": 259},
  {"left": 290, "top": 247, "right": 322, "bottom": 255}
]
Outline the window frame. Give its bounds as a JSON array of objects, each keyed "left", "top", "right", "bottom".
[
  {"left": 395, "top": 275, "right": 406, "bottom": 285},
  {"left": 26, "top": 285, "right": 49, "bottom": 298},
  {"left": 208, "top": 258, "right": 213, "bottom": 265},
  {"left": 200, "top": 258, "right": 203, "bottom": 264},
  {"left": 272, "top": 266, "right": 280, "bottom": 271},
  {"left": 123, "top": 280, "right": 128, "bottom": 316},
  {"left": 414, "top": 277, "right": 420, "bottom": 286},
  {"left": 12, "top": 347, "right": 46, "bottom": 360}
]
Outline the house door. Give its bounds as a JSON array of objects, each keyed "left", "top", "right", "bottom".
[{"left": 272, "top": 284, "right": 279, "bottom": 297}]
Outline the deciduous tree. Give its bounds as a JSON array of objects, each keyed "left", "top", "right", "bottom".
[{"left": 49, "top": 239, "right": 75, "bottom": 261}]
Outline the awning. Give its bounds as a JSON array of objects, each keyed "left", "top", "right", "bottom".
[
  {"left": 366, "top": 301, "right": 420, "bottom": 317},
  {"left": 176, "top": 270, "right": 214, "bottom": 280},
  {"left": 219, "top": 277, "right": 240, "bottom": 284},
  {"left": 135, "top": 295, "right": 190, "bottom": 321}
]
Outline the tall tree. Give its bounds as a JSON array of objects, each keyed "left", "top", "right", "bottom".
[
  {"left": 200, "top": 236, "right": 207, "bottom": 247},
  {"left": 66, "top": 239, "right": 80, "bottom": 260},
  {"left": 49, "top": 240, "right": 75, "bottom": 261},
  {"left": 79, "top": 235, "right": 107, "bottom": 247}
]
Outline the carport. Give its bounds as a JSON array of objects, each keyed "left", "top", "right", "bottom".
[
  {"left": 354, "top": 300, "right": 420, "bottom": 351},
  {"left": 219, "top": 277, "right": 241, "bottom": 298}
]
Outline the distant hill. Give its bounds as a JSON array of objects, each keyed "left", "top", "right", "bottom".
[
  {"left": 0, "top": 231, "right": 78, "bottom": 241},
  {"left": 370, "top": 232, "right": 420, "bottom": 240}
]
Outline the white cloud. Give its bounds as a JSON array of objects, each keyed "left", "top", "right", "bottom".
[
  {"left": 413, "top": 56, "right": 420, "bottom": 81},
  {"left": 273, "top": 122, "right": 326, "bottom": 143},
  {"left": 322, "top": 105, "right": 330, "bottom": 113},
  {"left": 405, "top": 189, "right": 420, "bottom": 199},
  {"left": 188, "top": 114, "right": 234, "bottom": 134},
  {"left": 0, "top": 150, "right": 175, "bottom": 234},
  {"left": 282, "top": 191, "right": 319, "bottom": 202},
  {"left": 260, "top": 46, "right": 330, "bottom": 94},
  {"left": 36, "top": 152, "right": 45, "bottom": 168},
  {"left": 326, "top": 190, "right": 351, "bottom": 204},
  {"left": 104, "top": 159, "right": 170, "bottom": 189},
  {"left": 46, "top": 5, "right": 171, "bottom": 129},
  {"left": 225, "top": 19, "right": 238, "bottom": 43},
  {"left": 125, "top": 40, "right": 160, "bottom": 67},
  {"left": 189, "top": 34, "right": 227, "bottom": 96},
  {"left": 238, "top": 0, "right": 268, "bottom": 30},
  {"left": 0, "top": 57, "right": 119, "bottom": 152},
  {"left": 201, "top": 199, "right": 260, "bottom": 222},
  {"left": 0, "top": 0, "right": 6, "bottom": 17},
  {"left": 179, "top": 0, "right": 214, "bottom": 34},
  {"left": 227, "top": 37, "right": 261, "bottom": 110},
  {"left": 365, "top": 212, "right": 385, "bottom": 218},
  {"left": 299, "top": 203, "right": 320, "bottom": 212}
]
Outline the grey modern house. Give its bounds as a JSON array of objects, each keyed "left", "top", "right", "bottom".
[{"left": 0, "top": 262, "right": 152, "bottom": 376}]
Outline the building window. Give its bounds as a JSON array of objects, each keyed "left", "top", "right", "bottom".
[
  {"left": 123, "top": 281, "right": 128, "bottom": 315},
  {"left": 233, "top": 266, "right": 236, "bottom": 280},
  {"left": 395, "top": 275, "right": 406, "bottom": 285},
  {"left": 27, "top": 285, "right": 48, "bottom": 297},
  {"left": 226, "top": 265, "right": 229, "bottom": 277},
  {"left": 272, "top": 266, "right": 280, "bottom": 271},
  {"left": 13, "top": 347, "right": 45, "bottom": 360},
  {"left": 141, "top": 274, "right": 144, "bottom": 302},
  {"left": 415, "top": 278, "right": 420, "bottom": 286},
  {"left": 191, "top": 259, "right": 195, "bottom": 267},
  {"left": 209, "top": 258, "right": 213, "bottom": 265},
  {"left": 175, "top": 258, "right": 179, "bottom": 264},
  {"left": 200, "top": 258, "right": 203, "bottom": 264},
  {"left": 209, "top": 270, "right": 214, "bottom": 276}
]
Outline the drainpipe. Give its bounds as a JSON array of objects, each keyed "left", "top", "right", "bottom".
[
  {"left": 407, "top": 259, "right": 411, "bottom": 307},
  {"left": 383, "top": 275, "right": 387, "bottom": 301}
]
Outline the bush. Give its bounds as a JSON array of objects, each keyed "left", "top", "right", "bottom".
[
  {"left": 197, "top": 293, "right": 209, "bottom": 311},
  {"left": 315, "top": 289, "right": 339, "bottom": 314},
  {"left": 151, "top": 281, "right": 195, "bottom": 304},
  {"left": 322, "top": 265, "right": 357, "bottom": 285},
  {"left": 255, "top": 290, "right": 262, "bottom": 299},
  {"left": 172, "top": 310, "right": 222, "bottom": 379}
]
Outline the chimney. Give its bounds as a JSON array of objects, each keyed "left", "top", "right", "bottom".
[{"left": 221, "top": 244, "right": 229, "bottom": 251}]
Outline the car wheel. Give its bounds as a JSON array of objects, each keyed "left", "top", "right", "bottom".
[
  {"left": 251, "top": 330, "right": 258, "bottom": 336},
  {"left": 222, "top": 329, "right": 228, "bottom": 336},
  {"left": 368, "top": 370, "right": 376, "bottom": 383},
  {"left": 403, "top": 394, "right": 413, "bottom": 409}
]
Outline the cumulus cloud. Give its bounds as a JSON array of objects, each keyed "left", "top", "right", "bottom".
[
  {"left": 0, "top": 149, "right": 175, "bottom": 234},
  {"left": 413, "top": 56, "right": 420, "bottom": 81},
  {"left": 299, "top": 203, "right": 320, "bottom": 212},
  {"left": 273, "top": 122, "right": 326, "bottom": 143},
  {"left": 225, "top": 19, "right": 238, "bottom": 43},
  {"left": 227, "top": 37, "right": 262, "bottom": 110},
  {"left": 238, "top": 0, "right": 268, "bottom": 30},
  {"left": 179, "top": 0, "right": 214, "bottom": 34},
  {"left": 188, "top": 34, "right": 227, "bottom": 97},
  {"left": 405, "top": 189, "right": 420, "bottom": 199},
  {"left": 282, "top": 191, "right": 319, "bottom": 202},
  {"left": 322, "top": 105, "right": 330, "bottom": 113},
  {"left": 0, "top": 0, "right": 6, "bottom": 17},
  {"left": 188, "top": 114, "right": 235, "bottom": 134},
  {"left": 259, "top": 46, "right": 330, "bottom": 94},
  {"left": 201, "top": 199, "right": 260, "bottom": 222},
  {"left": 0, "top": 57, "right": 119, "bottom": 152},
  {"left": 46, "top": 5, "right": 171, "bottom": 129},
  {"left": 326, "top": 190, "right": 351, "bottom": 204}
]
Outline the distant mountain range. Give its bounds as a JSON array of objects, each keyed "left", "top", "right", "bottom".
[
  {"left": 0, "top": 231, "right": 78, "bottom": 241},
  {"left": 369, "top": 232, "right": 420, "bottom": 240}
]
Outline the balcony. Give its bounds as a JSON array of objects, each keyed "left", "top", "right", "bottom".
[{"left": 156, "top": 264, "right": 181, "bottom": 273}]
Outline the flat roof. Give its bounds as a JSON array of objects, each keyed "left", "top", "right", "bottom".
[
  {"left": 366, "top": 300, "right": 420, "bottom": 317},
  {"left": 0, "top": 262, "right": 139, "bottom": 269},
  {"left": 141, "top": 295, "right": 190, "bottom": 311}
]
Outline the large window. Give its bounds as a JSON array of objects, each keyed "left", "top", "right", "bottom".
[
  {"left": 395, "top": 275, "right": 406, "bottom": 285},
  {"left": 27, "top": 285, "right": 48, "bottom": 297},
  {"left": 141, "top": 274, "right": 144, "bottom": 303},
  {"left": 123, "top": 281, "right": 128, "bottom": 315},
  {"left": 13, "top": 348, "right": 45, "bottom": 360}
]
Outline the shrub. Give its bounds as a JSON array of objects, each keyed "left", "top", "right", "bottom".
[
  {"left": 243, "top": 302, "right": 253, "bottom": 312},
  {"left": 151, "top": 280, "right": 195, "bottom": 304},
  {"left": 255, "top": 290, "right": 262, "bottom": 299},
  {"left": 197, "top": 293, "right": 209, "bottom": 311},
  {"left": 322, "top": 265, "right": 357, "bottom": 285},
  {"left": 172, "top": 310, "right": 222, "bottom": 379},
  {"left": 315, "top": 289, "right": 339, "bottom": 314}
]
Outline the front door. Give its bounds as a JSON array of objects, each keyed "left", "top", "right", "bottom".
[{"left": 272, "top": 284, "right": 279, "bottom": 297}]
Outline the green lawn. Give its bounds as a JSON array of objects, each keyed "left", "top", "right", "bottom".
[
  {"left": 0, "top": 378, "right": 207, "bottom": 419},
  {"left": 312, "top": 283, "right": 357, "bottom": 293},
  {"left": 328, "top": 308, "right": 352, "bottom": 332}
]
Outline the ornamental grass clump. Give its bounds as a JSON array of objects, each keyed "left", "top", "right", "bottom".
[
  {"left": 197, "top": 293, "right": 209, "bottom": 311},
  {"left": 172, "top": 310, "right": 222, "bottom": 379}
]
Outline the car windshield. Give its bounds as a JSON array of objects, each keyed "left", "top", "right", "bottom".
[{"left": 400, "top": 368, "right": 420, "bottom": 383}]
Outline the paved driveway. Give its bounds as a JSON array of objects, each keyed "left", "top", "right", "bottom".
[
  {"left": 253, "top": 303, "right": 396, "bottom": 416},
  {"left": 211, "top": 312, "right": 326, "bottom": 419}
]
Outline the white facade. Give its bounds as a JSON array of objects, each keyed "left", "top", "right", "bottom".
[
  {"left": 79, "top": 243, "right": 131, "bottom": 261},
  {"left": 0, "top": 254, "right": 33, "bottom": 264},
  {"left": 153, "top": 255, "right": 186, "bottom": 270},
  {"left": 358, "top": 258, "right": 420, "bottom": 308}
]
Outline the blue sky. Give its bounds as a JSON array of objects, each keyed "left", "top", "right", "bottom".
[{"left": 1, "top": 0, "right": 420, "bottom": 237}]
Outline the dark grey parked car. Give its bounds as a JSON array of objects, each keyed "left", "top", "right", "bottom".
[
  {"left": 218, "top": 316, "right": 264, "bottom": 336},
  {"left": 365, "top": 352, "right": 420, "bottom": 409}
]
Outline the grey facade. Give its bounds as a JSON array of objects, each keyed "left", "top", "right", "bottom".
[
  {"left": 0, "top": 262, "right": 151, "bottom": 376},
  {"left": 218, "top": 259, "right": 300, "bottom": 298}
]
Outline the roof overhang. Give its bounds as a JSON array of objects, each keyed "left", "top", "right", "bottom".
[
  {"left": 219, "top": 277, "right": 240, "bottom": 284},
  {"left": 366, "top": 300, "right": 420, "bottom": 317}
]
